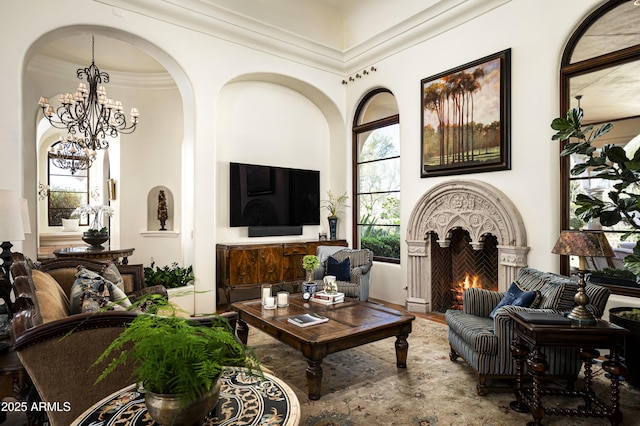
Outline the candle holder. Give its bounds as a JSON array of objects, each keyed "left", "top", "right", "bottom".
[
  {"left": 261, "top": 284, "right": 272, "bottom": 306},
  {"left": 277, "top": 291, "right": 289, "bottom": 308}
]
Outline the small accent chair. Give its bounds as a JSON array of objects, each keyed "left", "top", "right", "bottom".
[
  {"left": 314, "top": 246, "right": 373, "bottom": 301},
  {"left": 445, "top": 267, "right": 611, "bottom": 395}
]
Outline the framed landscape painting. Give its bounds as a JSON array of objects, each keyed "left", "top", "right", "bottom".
[{"left": 421, "top": 49, "right": 511, "bottom": 177}]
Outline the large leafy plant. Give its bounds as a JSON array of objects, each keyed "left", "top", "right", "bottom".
[
  {"left": 144, "top": 262, "right": 194, "bottom": 288},
  {"left": 551, "top": 105, "right": 640, "bottom": 277},
  {"left": 93, "top": 301, "right": 260, "bottom": 403}
]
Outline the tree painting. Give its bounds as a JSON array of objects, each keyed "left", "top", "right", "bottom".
[{"left": 421, "top": 49, "right": 510, "bottom": 177}]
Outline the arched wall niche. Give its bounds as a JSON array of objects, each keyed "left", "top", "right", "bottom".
[
  {"left": 22, "top": 25, "right": 194, "bottom": 264},
  {"left": 217, "top": 72, "right": 347, "bottom": 242},
  {"left": 147, "top": 186, "right": 175, "bottom": 232}
]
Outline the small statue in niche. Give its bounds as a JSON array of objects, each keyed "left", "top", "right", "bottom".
[{"left": 157, "top": 190, "right": 168, "bottom": 231}]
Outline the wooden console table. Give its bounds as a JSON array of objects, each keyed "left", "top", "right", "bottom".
[
  {"left": 53, "top": 246, "right": 135, "bottom": 265},
  {"left": 509, "top": 312, "right": 629, "bottom": 426},
  {"left": 216, "top": 239, "right": 347, "bottom": 305}
]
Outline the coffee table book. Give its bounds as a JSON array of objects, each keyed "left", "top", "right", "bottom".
[
  {"left": 287, "top": 313, "right": 329, "bottom": 327},
  {"left": 310, "top": 291, "right": 344, "bottom": 305}
]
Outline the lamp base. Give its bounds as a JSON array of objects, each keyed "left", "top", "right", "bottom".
[
  {"left": 568, "top": 269, "right": 597, "bottom": 326},
  {"left": 567, "top": 305, "right": 597, "bottom": 326},
  {"left": 0, "top": 241, "right": 13, "bottom": 277}
]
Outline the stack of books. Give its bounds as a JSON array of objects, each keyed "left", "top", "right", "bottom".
[
  {"left": 287, "top": 312, "right": 329, "bottom": 327},
  {"left": 310, "top": 291, "right": 345, "bottom": 305}
]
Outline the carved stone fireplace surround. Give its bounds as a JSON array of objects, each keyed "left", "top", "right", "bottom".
[{"left": 405, "top": 180, "right": 529, "bottom": 313}]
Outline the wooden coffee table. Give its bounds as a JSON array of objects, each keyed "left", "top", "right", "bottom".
[{"left": 231, "top": 295, "right": 415, "bottom": 400}]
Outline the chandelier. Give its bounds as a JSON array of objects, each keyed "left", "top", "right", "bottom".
[
  {"left": 38, "top": 36, "right": 139, "bottom": 153},
  {"left": 48, "top": 135, "right": 96, "bottom": 175}
]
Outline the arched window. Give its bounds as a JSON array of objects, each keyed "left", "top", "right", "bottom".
[
  {"left": 352, "top": 89, "right": 400, "bottom": 262},
  {"left": 559, "top": 0, "right": 640, "bottom": 290},
  {"left": 47, "top": 141, "right": 90, "bottom": 226}
]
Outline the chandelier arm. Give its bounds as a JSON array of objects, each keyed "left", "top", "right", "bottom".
[{"left": 38, "top": 36, "right": 139, "bottom": 174}]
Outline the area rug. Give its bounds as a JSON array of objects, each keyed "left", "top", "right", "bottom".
[{"left": 247, "top": 317, "right": 640, "bottom": 425}]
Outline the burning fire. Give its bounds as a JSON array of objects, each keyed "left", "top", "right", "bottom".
[{"left": 451, "top": 273, "right": 482, "bottom": 309}]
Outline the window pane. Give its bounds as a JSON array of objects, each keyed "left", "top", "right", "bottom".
[
  {"left": 358, "top": 124, "right": 400, "bottom": 162},
  {"left": 48, "top": 153, "right": 89, "bottom": 226},
  {"left": 359, "top": 224, "right": 400, "bottom": 259},
  {"left": 358, "top": 158, "right": 400, "bottom": 193},
  {"left": 358, "top": 192, "right": 399, "bottom": 226},
  {"left": 571, "top": 2, "right": 639, "bottom": 64},
  {"left": 356, "top": 92, "right": 399, "bottom": 125}
]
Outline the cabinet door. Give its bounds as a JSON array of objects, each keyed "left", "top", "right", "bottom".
[
  {"left": 258, "top": 246, "right": 283, "bottom": 283},
  {"left": 283, "top": 243, "right": 307, "bottom": 281},
  {"left": 228, "top": 248, "right": 259, "bottom": 286}
]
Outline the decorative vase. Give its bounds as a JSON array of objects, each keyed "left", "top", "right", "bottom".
[
  {"left": 146, "top": 379, "right": 222, "bottom": 426},
  {"left": 82, "top": 232, "right": 109, "bottom": 249},
  {"left": 327, "top": 216, "right": 338, "bottom": 240}
]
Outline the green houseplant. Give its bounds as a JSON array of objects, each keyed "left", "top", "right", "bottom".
[
  {"left": 93, "top": 300, "right": 261, "bottom": 424},
  {"left": 144, "top": 262, "right": 194, "bottom": 289},
  {"left": 322, "top": 190, "right": 349, "bottom": 240},
  {"left": 551, "top": 104, "right": 640, "bottom": 278},
  {"left": 302, "top": 254, "right": 319, "bottom": 282}
]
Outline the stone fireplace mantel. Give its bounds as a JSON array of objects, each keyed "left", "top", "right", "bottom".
[{"left": 405, "top": 179, "right": 529, "bottom": 313}]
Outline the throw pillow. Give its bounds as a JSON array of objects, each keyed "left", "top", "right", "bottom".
[
  {"left": 80, "top": 282, "right": 111, "bottom": 313},
  {"left": 100, "top": 261, "right": 125, "bottom": 292},
  {"left": 70, "top": 268, "right": 132, "bottom": 314},
  {"left": 489, "top": 282, "right": 541, "bottom": 319},
  {"left": 31, "top": 270, "right": 71, "bottom": 322},
  {"left": 327, "top": 256, "right": 350, "bottom": 281}
]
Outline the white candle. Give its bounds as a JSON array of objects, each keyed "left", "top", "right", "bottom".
[
  {"left": 277, "top": 291, "right": 288, "bottom": 307},
  {"left": 265, "top": 296, "right": 276, "bottom": 308},
  {"left": 262, "top": 287, "right": 271, "bottom": 304}
]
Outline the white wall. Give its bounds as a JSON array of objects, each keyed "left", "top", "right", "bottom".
[
  {"left": 3, "top": 0, "right": 638, "bottom": 314},
  {"left": 216, "top": 81, "right": 331, "bottom": 244},
  {"left": 345, "top": 0, "right": 604, "bottom": 305}
]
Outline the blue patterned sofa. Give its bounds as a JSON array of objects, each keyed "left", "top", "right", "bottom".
[{"left": 445, "top": 267, "right": 611, "bottom": 395}]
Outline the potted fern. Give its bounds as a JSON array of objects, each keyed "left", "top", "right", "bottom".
[{"left": 93, "top": 300, "right": 261, "bottom": 425}]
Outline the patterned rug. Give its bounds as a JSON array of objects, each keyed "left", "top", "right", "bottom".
[{"left": 248, "top": 317, "right": 640, "bottom": 426}]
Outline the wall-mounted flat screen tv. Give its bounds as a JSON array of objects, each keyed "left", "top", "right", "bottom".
[{"left": 230, "top": 162, "right": 320, "bottom": 227}]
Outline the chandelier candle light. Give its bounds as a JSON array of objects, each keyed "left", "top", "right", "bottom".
[{"left": 38, "top": 36, "right": 139, "bottom": 172}]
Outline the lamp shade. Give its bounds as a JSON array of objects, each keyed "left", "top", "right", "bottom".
[
  {"left": 551, "top": 230, "right": 615, "bottom": 258},
  {"left": 20, "top": 198, "right": 31, "bottom": 234},
  {"left": 0, "top": 190, "right": 24, "bottom": 241}
]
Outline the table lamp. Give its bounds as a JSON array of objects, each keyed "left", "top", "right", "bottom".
[
  {"left": 0, "top": 190, "right": 25, "bottom": 276},
  {"left": 552, "top": 230, "right": 615, "bottom": 325}
]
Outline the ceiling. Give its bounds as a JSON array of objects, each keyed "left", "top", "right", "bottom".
[{"left": 32, "top": 0, "right": 640, "bottom": 124}]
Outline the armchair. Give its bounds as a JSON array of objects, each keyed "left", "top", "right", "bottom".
[
  {"left": 314, "top": 246, "right": 373, "bottom": 301},
  {"left": 445, "top": 267, "right": 610, "bottom": 395}
]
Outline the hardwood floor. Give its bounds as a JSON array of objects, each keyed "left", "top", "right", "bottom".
[{"left": 370, "top": 298, "right": 447, "bottom": 324}]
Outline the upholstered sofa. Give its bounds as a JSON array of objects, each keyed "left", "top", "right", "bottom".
[
  {"left": 8, "top": 253, "right": 237, "bottom": 426},
  {"left": 314, "top": 246, "right": 373, "bottom": 301},
  {"left": 445, "top": 267, "right": 611, "bottom": 395}
]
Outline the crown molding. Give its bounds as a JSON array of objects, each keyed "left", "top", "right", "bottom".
[
  {"left": 27, "top": 53, "right": 176, "bottom": 90},
  {"left": 95, "top": 0, "right": 512, "bottom": 76}
]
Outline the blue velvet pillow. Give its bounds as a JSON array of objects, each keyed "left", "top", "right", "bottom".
[
  {"left": 327, "top": 256, "right": 351, "bottom": 281},
  {"left": 489, "top": 282, "right": 540, "bottom": 319}
]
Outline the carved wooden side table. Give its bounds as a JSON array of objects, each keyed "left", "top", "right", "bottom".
[{"left": 509, "top": 312, "right": 629, "bottom": 426}]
